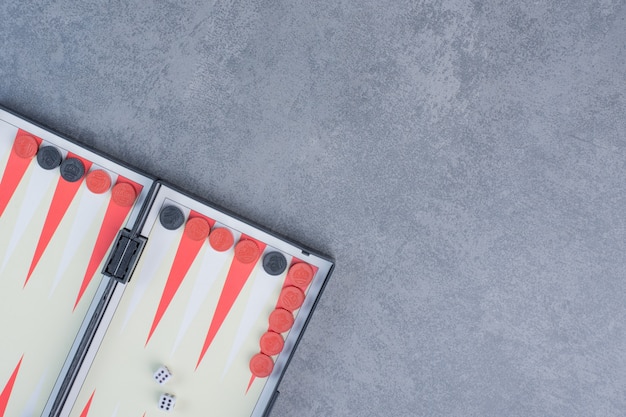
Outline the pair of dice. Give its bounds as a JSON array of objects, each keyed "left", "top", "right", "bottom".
[{"left": 154, "top": 366, "right": 176, "bottom": 412}]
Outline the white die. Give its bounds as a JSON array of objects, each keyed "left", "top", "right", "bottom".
[
  {"left": 158, "top": 393, "right": 176, "bottom": 411},
  {"left": 154, "top": 366, "right": 172, "bottom": 385}
]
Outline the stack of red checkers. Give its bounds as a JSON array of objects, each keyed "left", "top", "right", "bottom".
[{"left": 250, "top": 262, "right": 316, "bottom": 378}]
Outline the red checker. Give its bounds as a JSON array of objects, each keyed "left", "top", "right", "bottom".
[
  {"left": 260, "top": 331, "right": 284, "bottom": 356},
  {"left": 111, "top": 182, "right": 136, "bottom": 207},
  {"left": 14, "top": 134, "right": 39, "bottom": 159},
  {"left": 209, "top": 227, "right": 234, "bottom": 251},
  {"left": 268, "top": 308, "right": 294, "bottom": 333},
  {"left": 279, "top": 286, "right": 305, "bottom": 312},
  {"left": 287, "top": 262, "right": 315, "bottom": 289},
  {"left": 249, "top": 353, "right": 274, "bottom": 378},
  {"left": 234, "top": 240, "right": 260, "bottom": 264},
  {"left": 85, "top": 170, "right": 111, "bottom": 194},
  {"left": 184, "top": 217, "right": 211, "bottom": 241}
]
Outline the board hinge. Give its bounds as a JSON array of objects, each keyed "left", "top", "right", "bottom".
[{"left": 102, "top": 228, "right": 147, "bottom": 284}]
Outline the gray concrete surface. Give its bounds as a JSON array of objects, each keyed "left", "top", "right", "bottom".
[{"left": 2, "top": 1, "right": 626, "bottom": 416}]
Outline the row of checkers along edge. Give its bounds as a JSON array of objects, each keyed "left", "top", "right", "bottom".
[
  {"left": 250, "top": 261, "right": 315, "bottom": 378},
  {"left": 158, "top": 205, "right": 316, "bottom": 378},
  {"left": 11, "top": 132, "right": 137, "bottom": 205}
]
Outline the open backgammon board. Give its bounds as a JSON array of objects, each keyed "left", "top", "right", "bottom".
[{"left": 0, "top": 107, "right": 334, "bottom": 417}]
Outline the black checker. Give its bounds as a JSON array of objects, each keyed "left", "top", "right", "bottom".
[
  {"left": 160, "top": 205, "right": 185, "bottom": 230},
  {"left": 59, "top": 157, "right": 85, "bottom": 182},
  {"left": 36, "top": 146, "right": 62, "bottom": 170},
  {"left": 263, "top": 251, "right": 287, "bottom": 276}
]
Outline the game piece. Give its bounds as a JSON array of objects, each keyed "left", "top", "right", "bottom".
[
  {"left": 268, "top": 308, "right": 295, "bottom": 333},
  {"left": 249, "top": 353, "right": 274, "bottom": 378},
  {"left": 36, "top": 146, "right": 62, "bottom": 169},
  {"left": 260, "top": 331, "right": 284, "bottom": 356},
  {"left": 85, "top": 169, "right": 111, "bottom": 194},
  {"left": 287, "top": 262, "right": 315, "bottom": 289},
  {"left": 111, "top": 182, "right": 137, "bottom": 206},
  {"left": 153, "top": 366, "right": 172, "bottom": 385},
  {"left": 59, "top": 157, "right": 85, "bottom": 182},
  {"left": 159, "top": 205, "right": 185, "bottom": 230},
  {"left": 208, "top": 227, "right": 234, "bottom": 251},
  {"left": 263, "top": 251, "right": 287, "bottom": 276},
  {"left": 234, "top": 239, "right": 260, "bottom": 264},
  {"left": 14, "top": 133, "right": 39, "bottom": 159},
  {"left": 184, "top": 217, "right": 210, "bottom": 240},
  {"left": 279, "top": 286, "right": 305, "bottom": 312},
  {"left": 158, "top": 393, "right": 176, "bottom": 411}
]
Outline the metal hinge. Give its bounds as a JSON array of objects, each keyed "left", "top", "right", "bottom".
[{"left": 102, "top": 229, "right": 147, "bottom": 284}]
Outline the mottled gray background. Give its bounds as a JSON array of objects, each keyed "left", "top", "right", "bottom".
[{"left": 2, "top": 1, "right": 626, "bottom": 416}]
